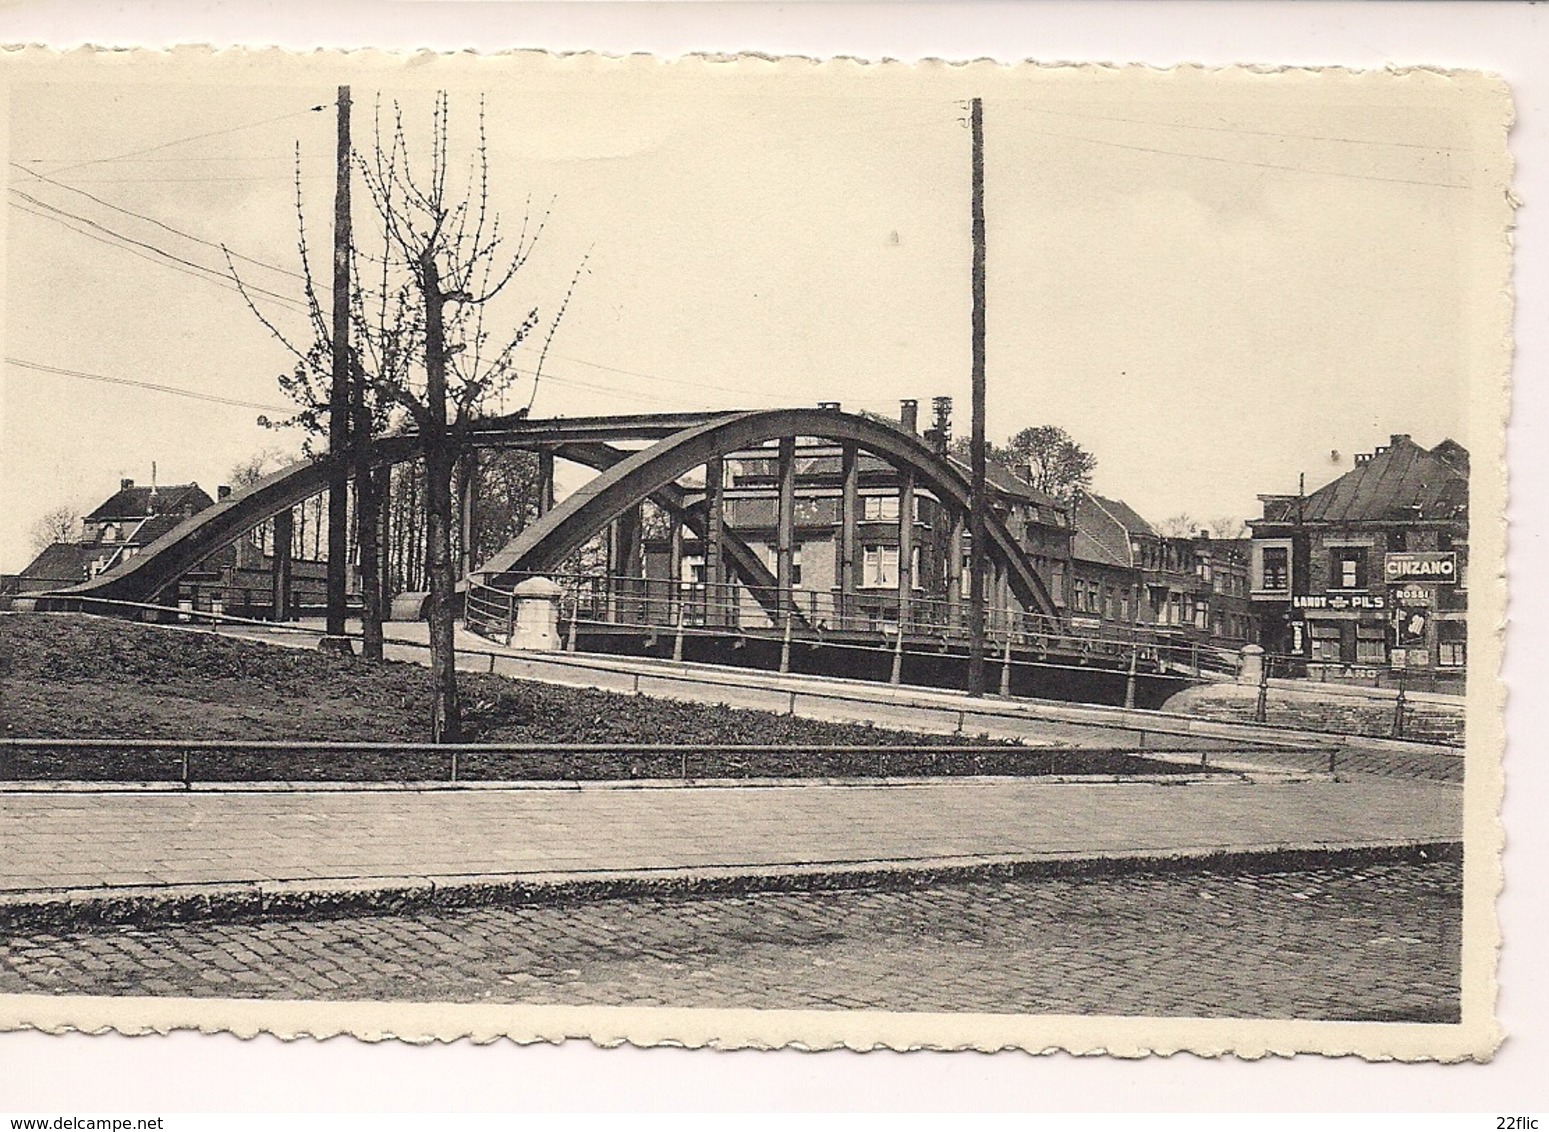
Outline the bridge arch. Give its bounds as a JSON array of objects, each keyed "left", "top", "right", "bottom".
[
  {"left": 46, "top": 420, "right": 784, "bottom": 610},
  {"left": 47, "top": 407, "right": 1057, "bottom": 627},
  {"left": 478, "top": 407, "right": 1059, "bottom": 621}
]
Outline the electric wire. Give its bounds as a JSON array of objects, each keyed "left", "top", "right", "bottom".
[
  {"left": 1021, "top": 125, "right": 1469, "bottom": 190},
  {"left": 1018, "top": 104, "right": 1458, "bottom": 151},
  {"left": 8, "top": 189, "right": 312, "bottom": 313},
  {"left": 6, "top": 357, "right": 293, "bottom": 414},
  {"left": 11, "top": 162, "right": 306, "bottom": 281},
  {"left": 33, "top": 104, "right": 330, "bottom": 178}
]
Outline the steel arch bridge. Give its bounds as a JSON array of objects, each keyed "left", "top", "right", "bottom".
[
  {"left": 478, "top": 407, "right": 1056, "bottom": 620},
  {"left": 43, "top": 406, "right": 1058, "bottom": 628}
]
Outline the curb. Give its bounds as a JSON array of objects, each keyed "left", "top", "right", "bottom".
[
  {"left": 0, "top": 768, "right": 1290, "bottom": 794},
  {"left": 0, "top": 839, "right": 1462, "bottom": 933}
]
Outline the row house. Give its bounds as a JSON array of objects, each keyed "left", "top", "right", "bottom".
[{"left": 1068, "top": 494, "right": 1257, "bottom": 649}]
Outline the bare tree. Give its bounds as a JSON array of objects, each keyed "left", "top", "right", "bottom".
[
  {"left": 350, "top": 94, "right": 583, "bottom": 742},
  {"left": 1206, "top": 516, "right": 1249, "bottom": 540},
  {"left": 233, "top": 151, "right": 396, "bottom": 659},
  {"left": 228, "top": 447, "right": 294, "bottom": 557},
  {"left": 28, "top": 504, "right": 81, "bottom": 553},
  {"left": 233, "top": 92, "right": 582, "bottom": 741},
  {"left": 1155, "top": 514, "right": 1199, "bottom": 538}
]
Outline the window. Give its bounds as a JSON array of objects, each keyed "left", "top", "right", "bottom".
[
  {"left": 1195, "top": 601, "right": 1209, "bottom": 630},
  {"left": 863, "top": 495, "right": 900, "bottom": 522},
  {"left": 1309, "top": 622, "right": 1342, "bottom": 662},
  {"left": 1387, "top": 530, "right": 1408, "bottom": 552},
  {"left": 1331, "top": 546, "right": 1369, "bottom": 590},
  {"left": 862, "top": 544, "right": 898, "bottom": 588},
  {"left": 1437, "top": 621, "right": 1467, "bottom": 667},
  {"left": 1355, "top": 623, "right": 1387, "bottom": 664},
  {"left": 1261, "top": 546, "right": 1289, "bottom": 591},
  {"left": 767, "top": 544, "right": 805, "bottom": 586}
]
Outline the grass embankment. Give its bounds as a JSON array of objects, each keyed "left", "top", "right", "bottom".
[{"left": 0, "top": 614, "right": 1204, "bottom": 782}]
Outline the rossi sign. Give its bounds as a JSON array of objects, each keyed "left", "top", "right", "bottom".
[{"left": 1384, "top": 552, "right": 1458, "bottom": 583}]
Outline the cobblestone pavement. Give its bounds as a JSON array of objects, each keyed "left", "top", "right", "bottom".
[{"left": 0, "top": 860, "right": 1460, "bottom": 1021}]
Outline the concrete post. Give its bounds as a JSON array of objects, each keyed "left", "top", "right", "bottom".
[
  {"left": 1238, "top": 643, "right": 1265, "bottom": 686},
  {"left": 509, "top": 576, "right": 564, "bottom": 651}
]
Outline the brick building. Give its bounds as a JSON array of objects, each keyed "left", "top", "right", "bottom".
[{"left": 1248, "top": 434, "right": 1468, "bottom": 684}]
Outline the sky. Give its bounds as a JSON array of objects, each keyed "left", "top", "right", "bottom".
[{"left": 0, "top": 56, "right": 1504, "bottom": 571}]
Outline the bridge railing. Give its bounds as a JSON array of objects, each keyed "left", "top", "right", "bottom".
[{"left": 466, "top": 570, "right": 1248, "bottom": 677}]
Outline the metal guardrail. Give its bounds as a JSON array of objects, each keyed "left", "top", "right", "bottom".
[
  {"left": 465, "top": 572, "right": 1245, "bottom": 683},
  {"left": 0, "top": 737, "right": 1233, "bottom": 786},
  {"left": 10, "top": 595, "right": 1451, "bottom": 749}
]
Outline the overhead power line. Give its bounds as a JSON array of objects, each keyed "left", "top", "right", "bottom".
[
  {"left": 6, "top": 357, "right": 292, "bottom": 413},
  {"left": 1020, "top": 105, "right": 1457, "bottom": 151},
  {"left": 1024, "top": 126, "right": 1469, "bottom": 189},
  {"left": 8, "top": 188, "right": 311, "bottom": 313},
  {"left": 36, "top": 104, "right": 330, "bottom": 179},
  {"left": 10, "top": 162, "right": 305, "bottom": 281}
]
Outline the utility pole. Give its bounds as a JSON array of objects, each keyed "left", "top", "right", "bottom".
[
  {"left": 966, "top": 96, "right": 989, "bottom": 696},
  {"left": 323, "top": 85, "right": 353, "bottom": 652}
]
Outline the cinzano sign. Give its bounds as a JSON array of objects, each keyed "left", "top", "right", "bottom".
[{"left": 1384, "top": 552, "right": 1458, "bottom": 583}]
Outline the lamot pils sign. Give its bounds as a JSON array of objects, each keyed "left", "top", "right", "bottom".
[{"left": 1384, "top": 552, "right": 1458, "bottom": 583}]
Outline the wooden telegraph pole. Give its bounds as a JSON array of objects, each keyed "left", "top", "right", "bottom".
[
  {"left": 323, "top": 84, "right": 354, "bottom": 651},
  {"left": 966, "top": 96, "right": 989, "bottom": 696}
]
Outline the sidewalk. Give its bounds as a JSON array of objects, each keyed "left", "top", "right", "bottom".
[{"left": 0, "top": 774, "right": 1461, "bottom": 929}]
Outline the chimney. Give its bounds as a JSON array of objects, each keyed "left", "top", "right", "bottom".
[
  {"left": 120, "top": 478, "right": 134, "bottom": 491},
  {"left": 218, "top": 485, "right": 232, "bottom": 501},
  {"left": 899, "top": 399, "right": 918, "bottom": 434},
  {"left": 817, "top": 401, "right": 841, "bottom": 411},
  {"left": 1390, "top": 433, "right": 1411, "bottom": 446}
]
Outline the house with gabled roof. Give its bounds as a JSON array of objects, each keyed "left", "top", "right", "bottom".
[
  {"left": 13, "top": 474, "right": 330, "bottom": 618},
  {"left": 1249, "top": 433, "right": 1468, "bottom": 683}
]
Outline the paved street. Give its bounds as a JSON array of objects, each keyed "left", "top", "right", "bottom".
[
  {"left": 0, "top": 859, "right": 1461, "bottom": 1021},
  {"left": 0, "top": 776, "right": 1460, "bottom": 896}
]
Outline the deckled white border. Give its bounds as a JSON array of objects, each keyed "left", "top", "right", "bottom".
[{"left": 0, "top": 15, "right": 1524, "bottom": 1108}]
